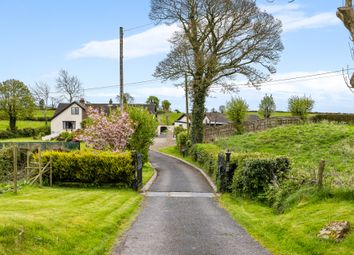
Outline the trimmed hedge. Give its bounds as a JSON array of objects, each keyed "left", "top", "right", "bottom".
[
  {"left": 38, "top": 151, "right": 135, "bottom": 185},
  {"left": 232, "top": 157, "right": 291, "bottom": 199},
  {"left": 188, "top": 143, "right": 291, "bottom": 197},
  {"left": 311, "top": 113, "right": 354, "bottom": 124}
]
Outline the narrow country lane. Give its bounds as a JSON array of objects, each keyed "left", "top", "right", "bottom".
[{"left": 113, "top": 150, "right": 271, "bottom": 255}]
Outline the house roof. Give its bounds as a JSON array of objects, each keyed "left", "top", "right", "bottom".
[
  {"left": 174, "top": 112, "right": 229, "bottom": 124},
  {"left": 51, "top": 101, "right": 86, "bottom": 120},
  {"left": 51, "top": 102, "right": 157, "bottom": 120},
  {"left": 205, "top": 112, "right": 229, "bottom": 124}
]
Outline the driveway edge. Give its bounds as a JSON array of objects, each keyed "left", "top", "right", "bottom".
[
  {"left": 141, "top": 165, "right": 158, "bottom": 193},
  {"left": 151, "top": 149, "right": 218, "bottom": 193}
]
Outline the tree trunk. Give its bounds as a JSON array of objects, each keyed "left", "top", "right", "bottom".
[
  {"left": 191, "top": 88, "right": 206, "bottom": 144},
  {"left": 9, "top": 115, "right": 16, "bottom": 131}
]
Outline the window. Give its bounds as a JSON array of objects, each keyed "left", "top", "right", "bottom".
[
  {"left": 63, "top": 121, "right": 76, "bottom": 130},
  {"left": 71, "top": 107, "right": 79, "bottom": 115}
]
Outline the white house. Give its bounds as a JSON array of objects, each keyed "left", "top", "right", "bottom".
[
  {"left": 50, "top": 99, "right": 157, "bottom": 135},
  {"left": 173, "top": 112, "right": 229, "bottom": 129}
]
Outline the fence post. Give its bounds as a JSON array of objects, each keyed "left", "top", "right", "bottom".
[
  {"left": 49, "top": 155, "right": 53, "bottom": 187},
  {"left": 26, "top": 150, "right": 31, "bottom": 181},
  {"left": 13, "top": 145, "right": 18, "bottom": 194},
  {"left": 38, "top": 147, "right": 43, "bottom": 187},
  {"left": 318, "top": 160, "right": 325, "bottom": 189},
  {"left": 133, "top": 153, "right": 143, "bottom": 191}
]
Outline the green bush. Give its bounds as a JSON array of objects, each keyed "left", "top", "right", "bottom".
[
  {"left": 56, "top": 131, "right": 74, "bottom": 141},
  {"left": 173, "top": 126, "right": 186, "bottom": 138},
  {"left": 0, "top": 148, "right": 12, "bottom": 180},
  {"left": 258, "top": 94, "right": 276, "bottom": 119},
  {"left": 38, "top": 150, "right": 135, "bottom": 185},
  {"left": 189, "top": 143, "right": 220, "bottom": 177},
  {"left": 176, "top": 131, "right": 190, "bottom": 149},
  {"left": 232, "top": 157, "right": 291, "bottom": 199},
  {"left": 0, "top": 126, "right": 50, "bottom": 139},
  {"left": 127, "top": 106, "right": 158, "bottom": 163}
]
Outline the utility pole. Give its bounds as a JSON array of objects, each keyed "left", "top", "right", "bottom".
[
  {"left": 185, "top": 73, "right": 190, "bottom": 135},
  {"left": 119, "top": 27, "right": 124, "bottom": 113}
]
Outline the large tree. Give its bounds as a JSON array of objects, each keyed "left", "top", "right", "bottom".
[
  {"left": 56, "top": 69, "right": 82, "bottom": 103},
  {"left": 31, "top": 81, "right": 50, "bottom": 126},
  {"left": 150, "top": 0, "right": 283, "bottom": 143},
  {"left": 0, "top": 79, "right": 35, "bottom": 131},
  {"left": 146, "top": 95, "right": 160, "bottom": 109}
]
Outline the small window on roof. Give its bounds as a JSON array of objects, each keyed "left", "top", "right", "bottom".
[{"left": 71, "top": 107, "right": 79, "bottom": 115}]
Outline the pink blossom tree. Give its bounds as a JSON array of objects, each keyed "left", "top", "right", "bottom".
[{"left": 79, "top": 107, "right": 134, "bottom": 152}]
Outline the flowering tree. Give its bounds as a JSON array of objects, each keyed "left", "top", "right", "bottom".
[{"left": 79, "top": 107, "right": 134, "bottom": 152}]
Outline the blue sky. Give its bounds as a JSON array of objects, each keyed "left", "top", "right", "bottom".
[{"left": 0, "top": 0, "right": 353, "bottom": 113}]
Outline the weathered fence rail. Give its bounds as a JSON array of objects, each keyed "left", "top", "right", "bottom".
[{"left": 204, "top": 117, "right": 302, "bottom": 142}]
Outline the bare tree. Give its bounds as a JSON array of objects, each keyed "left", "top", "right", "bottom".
[
  {"left": 150, "top": 0, "right": 283, "bottom": 143},
  {"left": 31, "top": 81, "right": 50, "bottom": 126},
  {"left": 56, "top": 69, "right": 82, "bottom": 103}
]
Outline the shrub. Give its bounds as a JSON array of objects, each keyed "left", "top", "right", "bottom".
[
  {"left": 0, "top": 148, "right": 12, "bottom": 180},
  {"left": 189, "top": 143, "right": 220, "bottom": 177},
  {"left": 38, "top": 150, "right": 135, "bottom": 185},
  {"left": 258, "top": 94, "right": 276, "bottom": 119},
  {"left": 0, "top": 126, "right": 50, "bottom": 140},
  {"left": 288, "top": 95, "right": 314, "bottom": 121},
  {"left": 56, "top": 131, "right": 74, "bottom": 141},
  {"left": 226, "top": 97, "right": 249, "bottom": 134},
  {"left": 173, "top": 126, "right": 186, "bottom": 138},
  {"left": 232, "top": 157, "right": 291, "bottom": 199},
  {"left": 127, "top": 106, "right": 158, "bottom": 163}
]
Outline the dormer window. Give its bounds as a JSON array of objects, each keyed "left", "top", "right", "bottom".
[{"left": 71, "top": 107, "right": 79, "bottom": 115}]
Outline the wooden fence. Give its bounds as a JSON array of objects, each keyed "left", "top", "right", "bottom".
[{"left": 204, "top": 117, "right": 302, "bottom": 142}]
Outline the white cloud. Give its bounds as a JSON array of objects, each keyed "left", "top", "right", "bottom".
[
  {"left": 207, "top": 71, "right": 354, "bottom": 113},
  {"left": 68, "top": 24, "right": 178, "bottom": 60},
  {"left": 259, "top": 4, "right": 340, "bottom": 32}
]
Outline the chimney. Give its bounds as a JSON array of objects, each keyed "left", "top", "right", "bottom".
[{"left": 79, "top": 98, "right": 85, "bottom": 105}]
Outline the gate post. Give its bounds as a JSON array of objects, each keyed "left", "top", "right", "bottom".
[{"left": 133, "top": 153, "right": 143, "bottom": 191}]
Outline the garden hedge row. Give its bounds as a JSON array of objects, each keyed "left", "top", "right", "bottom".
[
  {"left": 189, "top": 144, "right": 291, "bottom": 197},
  {"left": 0, "top": 126, "right": 50, "bottom": 139},
  {"left": 311, "top": 113, "right": 354, "bottom": 124},
  {"left": 39, "top": 150, "right": 135, "bottom": 185}
]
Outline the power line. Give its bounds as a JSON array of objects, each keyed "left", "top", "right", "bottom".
[{"left": 125, "top": 22, "right": 155, "bottom": 32}]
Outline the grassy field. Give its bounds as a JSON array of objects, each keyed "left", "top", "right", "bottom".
[
  {"left": 157, "top": 112, "right": 183, "bottom": 125},
  {"left": 216, "top": 123, "right": 354, "bottom": 187},
  {"left": 0, "top": 186, "right": 142, "bottom": 255},
  {"left": 33, "top": 110, "right": 55, "bottom": 118},
  {"left": 0, "top": 121, "right": 47, "bottom": 130},
  {"left": 160, "top": 146, "right": 354, "bottom": 255}
]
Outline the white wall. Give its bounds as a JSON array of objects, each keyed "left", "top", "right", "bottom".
[{"left": 51, "top": 103, "right": 83, "bottom": 134}]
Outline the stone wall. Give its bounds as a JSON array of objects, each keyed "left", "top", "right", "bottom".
[{"left": 204, "top": 117, "right": 302, "bottom": 142}]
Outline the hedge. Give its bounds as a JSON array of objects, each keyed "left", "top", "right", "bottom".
[
  {"left": 38, "top": 150, "right": 135, "bottom": 185},
  {"left": 0, "top": 126, "right": 50, "bottom": 139},
  {"left": 232, "top": 157, "right": 291, "bottom": 199},
  {"left": 311, "top": 113, "right": 354, "bottom": 124},
  {"left": 188, "top": 143, "right": 291, "bottom": 197}
]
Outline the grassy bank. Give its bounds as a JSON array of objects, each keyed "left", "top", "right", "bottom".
[
  {"left": 157, "top": 112, "right": 183, "bottom": 125},
  {"left": 216, "top": 123, "right": 354, "bottom": 187},
  {"left": 221, "top": 194, "right": 354, "bottom": 255},
  {"left": 0, "top": 186, "right": 142, "bottom": 255}
]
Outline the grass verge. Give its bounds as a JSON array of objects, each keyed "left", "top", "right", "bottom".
[
  {"left": 142, "top": 162, "right": 155, "bottom": 186},
  {"left": 0, "top": 186, "right": 142, "bottom": 255}
]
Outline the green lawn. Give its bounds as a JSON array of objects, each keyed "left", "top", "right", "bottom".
[
  {"left": 216, "top": 123, "right": 354, "bottom": 187},
  {"left": 0, "top": 186, "right": 142, "bottom": 255},
  {"left": 157, "top": 112, "right": 183, "bottom": 125},
  {"left": 0, "top": 121, "right": 47, "bottom": 130}
]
